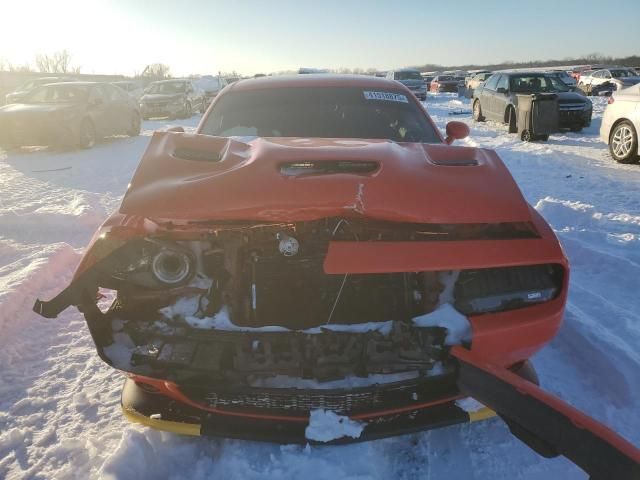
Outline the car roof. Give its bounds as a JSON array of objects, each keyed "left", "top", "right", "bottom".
[
  {"left": 39, "top": 81, "right": 100, "bottom": 87},
  {"left": 228, "top": 74, "right": 407, "bottom": 92},
  {"left": 503, "top": 72, "right": 550, "bottom": 77},
  {"left": 152, "top": 79, "right": 189, "bottom": 84}
]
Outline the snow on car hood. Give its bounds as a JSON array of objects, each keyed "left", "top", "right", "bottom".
[{"left": 119, "top": 131, "right": 533, "bottom": 224}]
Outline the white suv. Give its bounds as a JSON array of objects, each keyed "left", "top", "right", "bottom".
[{"left": 600, "top": 85, "right": 640, "bottom": 163}]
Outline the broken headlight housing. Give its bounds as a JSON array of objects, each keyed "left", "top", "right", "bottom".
[{"left": 108, "top": 239, "right": 196, "bottom": 289}]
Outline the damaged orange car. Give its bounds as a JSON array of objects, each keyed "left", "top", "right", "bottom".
[{"left": 34, "top": 75, "right": 640, "bottom": 478}]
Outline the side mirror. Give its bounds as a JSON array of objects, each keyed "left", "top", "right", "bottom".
[
  {"left": 167, "top": 126, "right": 185, "bottom": 133},
  {"left": 445, "top": 121, "right": 470, "bottom": 144},
  {"left": 496, "top": 87, "right": 508, "bottom": 94}
]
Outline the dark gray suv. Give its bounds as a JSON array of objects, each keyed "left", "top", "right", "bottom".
[{"left": 472, "top": 72, "right": 592, "bottom": 132}]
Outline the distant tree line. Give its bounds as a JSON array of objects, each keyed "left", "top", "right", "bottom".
[
  {"left": 2, "top": 50, "right": 638, "bottom": 79},
  {"left": 411, "top": 53, "right": 640, "bottom": 72}
]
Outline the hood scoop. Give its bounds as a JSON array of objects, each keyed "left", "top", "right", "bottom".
[
  {"left": 280, "top": 160, "right": 379, "bottom": 176},
  {"left": 121, "top": 132, "right": 532, "bottom": 224}
]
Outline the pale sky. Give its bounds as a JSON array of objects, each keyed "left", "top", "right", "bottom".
[{"left": 1, "top": 0, "right": 638, "bottom": 77}]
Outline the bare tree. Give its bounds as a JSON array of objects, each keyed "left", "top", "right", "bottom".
[
  {"left": 140, "top": 63, "right": 171, "bottom": 79},
  {"left": 35, "top": 49, "right": 80, "bottom": 74},
  {"left": 0, "top": 58, "right": 32, "bottom": 72}
]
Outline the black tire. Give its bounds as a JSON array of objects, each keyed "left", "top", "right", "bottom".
[
  {"left": 127, "top": 112, "right": 141, "bottom": 137},
  {"left": 609, "top": 120, "right": 639, "bottom": 164},
  {"left": 521, "top": 130, "right": 532, "bottom": 142},
  {"left": 77, "top": 119, "right": 96, "bottom": 149},
  {"left": 472, "top": 100, "right": 484, "bottom": 122},
  {"left": 507, "top": 107, "right": 517, "bottom": 134}
]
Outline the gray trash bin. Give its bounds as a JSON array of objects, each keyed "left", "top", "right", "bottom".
[{"left": 516, "top": 93, "right": 559, "bottom": 141}]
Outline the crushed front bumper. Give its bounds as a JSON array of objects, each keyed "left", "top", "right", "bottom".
[{"left": 120, "top": 375, "right": 495, "bottom": 444}]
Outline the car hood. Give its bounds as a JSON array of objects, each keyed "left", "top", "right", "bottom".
[
  {"left": 119, "top": 132, "right": 533, "bottom": 225},
  {"left": 141, "top": 93, "right": 184, "bottom": 102},
  {"left": 397, "top": 79, "right": 425, "bottom": 88}
]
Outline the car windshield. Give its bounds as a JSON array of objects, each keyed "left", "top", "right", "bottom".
[
  {"left": 201, "top": 86, "right": 440, "bottom": 143},
  {"left": 610, "top": 69, "right": 635, "bottom": 78},
  {"left": 509, "top": 75, "right": 569, "bottom": 93},
  {"left": 22, "top": 84, "right": 89, "bottom": 104},
  {"left": 147, "top": 81, "right": 186, "bottom": 94},
  {"left": 395, "top": 71, "right": 422, "bottom": 80}
]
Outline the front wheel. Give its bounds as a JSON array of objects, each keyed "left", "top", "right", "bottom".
[
  {"left": 507, "top": 107, "right": 517, "bottom": 133},
  {"left": 472, "top": 100, "right": 484, "bottom": 122},
  {"left": 609, "top": 121, "right": 639, "bottom": 164},
  {"left": 77, "top": 119, "right": 96, "bottom": 149}
]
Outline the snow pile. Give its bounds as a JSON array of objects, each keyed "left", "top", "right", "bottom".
[
  {"left": 412, "top": 303, "right": 472, "bottom": 345},
  {"left": 250, "top": 371, "right": 420, "bottom": 389},
  {"left": 455, "top": 397, "right": 486, "bottom": 413},
  {"left": 305, "top": 410, "right": 365, "bottom": 443},
  {"left": 160, "top": 298, "right": 394, "bottom": 335}
]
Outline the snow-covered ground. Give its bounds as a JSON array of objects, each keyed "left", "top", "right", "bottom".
[{"left": 1, "top": 96, "right": 639, "bottom": 479}]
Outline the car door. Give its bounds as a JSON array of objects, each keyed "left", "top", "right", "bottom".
[
  {"left": 87, "top": 85, "right": 112, "bottom": 137},
  {"left": 479, "top": 74, "right": 501, "bottom": 121},
  {"left": 187, "top": 81, "right": 201, "bottom": 110},
  {"left": 107, "top": 84, "right": 136, "bottom": 133},
  {"left": 100, "top": 84, "right": 130, "bottom": 134},
  {"left": 491, "top": 74, "right": 511, "bottom": 122}
]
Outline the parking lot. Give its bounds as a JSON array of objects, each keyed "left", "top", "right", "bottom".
[{"left": 0, "top": 92, "right": 639, "bottom": 479}]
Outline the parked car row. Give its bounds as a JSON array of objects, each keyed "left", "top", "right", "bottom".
[{"left": 0, "top": 74, "right": 231, "bottom": 149}]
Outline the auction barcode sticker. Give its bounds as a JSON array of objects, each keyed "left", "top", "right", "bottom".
[{"left": 363, "top": 91, "right": 408, "bottom": 103}]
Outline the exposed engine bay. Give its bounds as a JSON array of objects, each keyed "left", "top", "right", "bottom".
[{"left": 70, "top": 218, "right": 563, "bottom": 389}]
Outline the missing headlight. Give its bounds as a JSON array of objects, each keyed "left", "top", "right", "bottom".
[{"left": 454, "top": 264, "right": 563, "bottom": 315}]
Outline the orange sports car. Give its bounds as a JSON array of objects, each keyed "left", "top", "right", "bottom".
[{"left": 35, "top": 75, "right": 639, "bottom": 478}]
